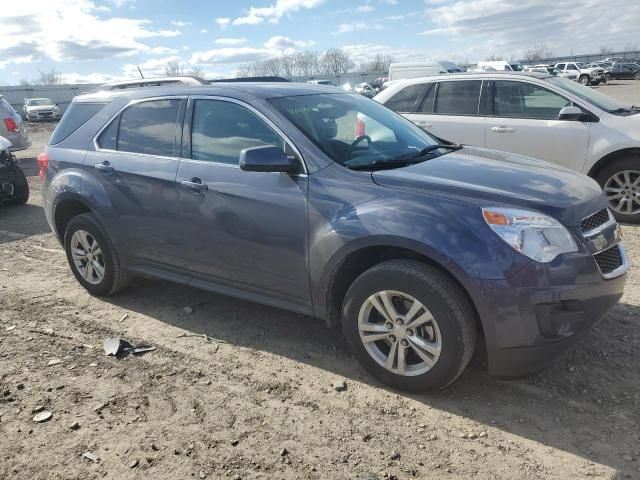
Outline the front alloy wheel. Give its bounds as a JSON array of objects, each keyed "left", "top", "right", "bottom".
[
  {"left": 603, "top": 170, "right": 640, "bottom": 217},
  {"left": 358, "top": 290, "right": 442, "bottom": 376},
  {"left": 342, "top": 260, "right": 477, "bottom": 392}
]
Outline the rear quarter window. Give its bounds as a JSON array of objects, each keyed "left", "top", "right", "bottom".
[{"left": 49, "top": 103, "right": 107, "bottom": 145}]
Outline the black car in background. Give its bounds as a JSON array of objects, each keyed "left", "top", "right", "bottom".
[{"left": 609, "top": 63, "right": 640, "bottom": 80}]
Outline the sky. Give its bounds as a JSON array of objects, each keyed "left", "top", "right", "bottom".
[{"left": 0, "top": 0, "right": 639, "bottom": 85}]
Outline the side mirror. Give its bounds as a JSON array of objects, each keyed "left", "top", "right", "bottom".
[
  {"left": 558, "top": 106, "right": 588, "bottom": 121},
  {"left": 239, "top": 145, "right": 299, "bottom": 173}
]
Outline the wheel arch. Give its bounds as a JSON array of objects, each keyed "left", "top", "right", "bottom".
[
  {"left": 587, "top": 147, "right": 640, "bottom": 179},
  {"left": 322, "top": 242, "right": 487, "bottom": 350},
  {"left": 53, "top": 194, "right": 92, "bottom": 243}
]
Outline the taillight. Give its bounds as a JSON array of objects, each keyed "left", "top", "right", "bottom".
[
  {"left": 4, "top": 117, "right": 19, "bottom": 133},
  {"left": 37, "top": 152, "right": 49, "bottom": 181},
  {"left": 355, "top": 117, "right": 365, "bottom": 137}
]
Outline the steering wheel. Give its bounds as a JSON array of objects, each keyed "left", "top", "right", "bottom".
[{"left": 351, "top": 135, "right": 372, "bottom": 149}]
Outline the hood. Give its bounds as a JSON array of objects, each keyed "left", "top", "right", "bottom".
[
  {"left": 26, "top": 105, "right": 55, "bottom": 111},
  {"left": 372, "top": 146, "right": 606, "bottom": 227}
]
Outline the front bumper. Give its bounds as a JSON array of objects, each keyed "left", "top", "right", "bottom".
[{"left": 474, "top": 247, "right": 627, "bottom": 378}]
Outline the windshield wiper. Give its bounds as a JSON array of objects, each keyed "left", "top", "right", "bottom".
[
  {"left": 345, "top": 144, "right": 462, "bottom": 171},
  {"left": 609, "top": 106, "right": 639, "bottom": 113},
  {"left": 404, "top": 143, "right": 462, "bottom": 161}
]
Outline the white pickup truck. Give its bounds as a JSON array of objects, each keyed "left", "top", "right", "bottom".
[{"left": 554, "top": 62, "right": 605, "bottom": 86}]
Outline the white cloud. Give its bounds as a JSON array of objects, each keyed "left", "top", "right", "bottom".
[
  {"left": 232, "top": 0, "right": 325, "bottom": 25},
  {"left": 263, "top": 35, "right": 315, "bottom": 49},
  {"left": 0, "top": 0, "right": 182, "bottom": 67},
  {"left": 215, "top": 17, "right": 231, "bottom": 29},
  {"left": 356, "top": 5, "right": 374, "bottom": 12},
  {"left": 191, "top": 47, "right": 274, "bottom": 65},
  {"left": 200, "top": 28, "right": 209, "bottom": 33},
  {"left": 171, "top": 20, "right": 191, "bottom": 27},
  {"left": 335, "top": 22, "right": 383, "bottom": 34},
  {"left": 423, "top": 0, "right": 640, "bottom": 59},
  {"left": 214, "top": 38, "right": 249, "bottom": 45},
  {"left": 148, "top": 46, "right": 179, "bottom": 55},
  {"left": 60, "top": 71, "right": 123, "bottom": 84},
  {"left": 123, "top": 55, "right": 182, "bottom": 78}
]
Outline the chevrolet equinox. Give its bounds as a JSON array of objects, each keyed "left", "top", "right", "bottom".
[{"left": 41, "top": 83, "right": 628, "bottom": 392}]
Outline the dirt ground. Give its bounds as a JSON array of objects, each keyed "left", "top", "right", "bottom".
[{"left": 1, "top": 84, "right": 640, "bottom": 480}]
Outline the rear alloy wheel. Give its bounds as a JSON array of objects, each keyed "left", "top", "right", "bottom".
[
  {"left": 64, "top": 213, "right": 131, "bottom": 295},
  {"left": 342, "top": 260, "right": 477, "bottom": 392},
  {"left": 596, "top": 157, "right": 640, "bottom": 224}
]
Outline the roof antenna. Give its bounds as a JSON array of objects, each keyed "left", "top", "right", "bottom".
[{"left": 137, "top": 66, "right": 144, "bottom": 79}]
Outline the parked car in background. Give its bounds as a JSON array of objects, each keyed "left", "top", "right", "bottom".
[
  {"left": 437, "top": 60, "right": 464, "bottom": 73},
  {"left": 40, "top": 83, "right": 627, "bottom": 391},
  {"left": 375, "top": 71, "right": 640, "bottom": 222},
  {"left": 370, "top": 77, "right": 388, "bottom": 93},
  {"left": 0, "top": 136, "right": 29, "bottom": 206},
  {"left": 474, "top": 60, "right": 525, "bottom": 72},
  {"left": 584, "top": 62, "right": 612, "bottom": 81},
  {"left": 608, "top": 63, "right": 640, "bottom": 80},
  {"left": 525, "top": 64, "right": 578, "bottom": 81},
  {"left": 354, "top": 82, "right": 376, "bottom": 97},
  {"left": 388, "top": 62, "right": 448, "bottom": 82},
  {"left": 23, "top": 98, "right": 62, "bottom": 121},
  {"left": 0, "top": 96, "right": 31, "bottom": 151},
  {"left": 554, "top": 62, "right": 605, "bottom": 85},
  {"left": 96, "top": 76, "right": 208, "bottom": 91}
]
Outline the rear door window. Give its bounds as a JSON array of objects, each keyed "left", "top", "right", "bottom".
[
  {"left": 50, "top": 103, "right": 107, "bottom": 145},
  {"left": 116, "top": 99, "right": 181, "bottom": 156},
  {"left": 434, "top": 81, "right": 482, "bottom": 115},
  {"left": 384, "top": 84, "right": 429, "bottom": 113}
]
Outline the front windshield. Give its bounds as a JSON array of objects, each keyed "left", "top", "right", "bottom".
[
  {"left": 269, "top": 93, "right": 441, "bottom": 168},
  {"left": 30, "top": 99, "right": 52, "bottom": 106},
  {"left": 547, "top": 77, "right": 627, "bottom": 111}
]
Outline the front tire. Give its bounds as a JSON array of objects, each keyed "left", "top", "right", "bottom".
[
  {"left": 341, "top": 260, "right": 477, "bottom": 392},
  {"left": 579, "top": 75, "right": 590, "bottom": 85},
  {"left": 64, "top": 213, "right": 131, "bottom": 295},
  {"left": 595, "top": 156, "right": 640, "bottom": 224}
]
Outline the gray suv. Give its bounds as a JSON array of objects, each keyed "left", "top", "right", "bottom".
[
  {"left": 0, "top": 95, "right": 31, "bottom": 151},
  {"left": 41, "top": 84, "right": 627, "bottom": 392}
]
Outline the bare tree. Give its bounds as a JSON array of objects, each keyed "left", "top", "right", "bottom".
[
  {"left": 32, "top": 69, "right": 63, "bottom": 85},
  {"left": 321, "top": 48, "right": 355, "bottom": 75},
  {"left": 359, "top": 53, "right": 394, "bottom": 74},
  {"left": 165, "top": 60, "right": 185, "bottom": 76},
  {"left": 599, "top": 45, "right": 614, "bottom": 55},
  {"left": 522, "top": 44, "right": 554, "bottom": 62},
  {"left": 484, "top": 54, "right": 504, "bottom": 61},
  {"left": 188, "top": 66, "right": 206, "bottom": 79}
]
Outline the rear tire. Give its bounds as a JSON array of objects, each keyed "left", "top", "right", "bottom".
[
  {"left": 595, "top": 156, "right": 640, "bottom": 224},
  {"left": 3, "top": 167, "right": 29, "bottom": 206},
  {"left": 341, "top": 260, "right": 477, "bottom": 392},
  {"left": 64, "top": 213, "right": 131, "bottom": 295}
]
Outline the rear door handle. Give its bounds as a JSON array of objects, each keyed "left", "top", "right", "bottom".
[
  {"left": 94, "top": 161, "right": 114, "bottom": 174},
  {"left": 180, "top": 178, "right": 208, "bottom": 193},
  {"left": 491, "top": 126, "right": 515, "bottom": 133}
]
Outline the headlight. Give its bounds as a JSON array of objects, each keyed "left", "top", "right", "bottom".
[{"left": 482, "top": 207, "right": 578, "bottom": 263}]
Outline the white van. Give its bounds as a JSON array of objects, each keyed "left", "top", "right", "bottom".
[
  {"left": 387, "top": 62, "right": 448, "bottom": 82},
  {"left": 475, "top": 60, "right": 524, "bottom": 72}
]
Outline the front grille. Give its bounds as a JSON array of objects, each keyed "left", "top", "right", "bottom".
[
  {"left": 594, "top": 244, "right": 623, "bottom": 274},
  {"left": 581, "top": 209, "right": 610, "bottom": 233}
]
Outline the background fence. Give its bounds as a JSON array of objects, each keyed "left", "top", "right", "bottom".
[{"left": 2, "top": 50, "right": 639, "bottom": 119}]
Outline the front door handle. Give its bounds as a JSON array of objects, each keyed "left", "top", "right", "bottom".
[
  {"left": 180, "top": 178, "right": 208, "bottom": 193},
  {"left": 491, "top": 126, "right": 515, "bottom": 133},
  {"left": 94, "top": 161, "right": 114, "bottom": 174}
]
